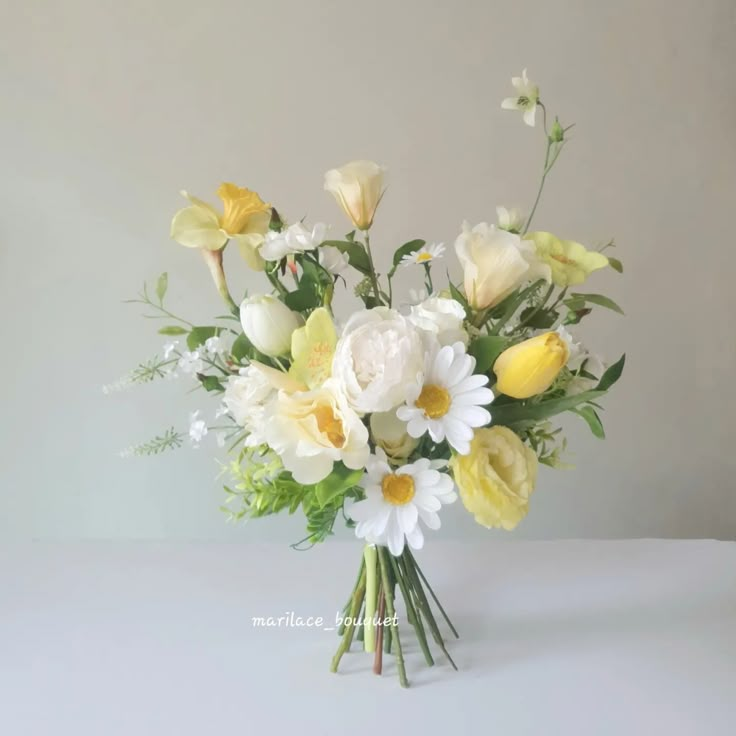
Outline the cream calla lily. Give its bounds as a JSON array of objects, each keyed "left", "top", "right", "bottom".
[
  {"left": 454, "top": 222, "right": 550, "bottom": 310},
  {"left": 324, "top": 160, "right": 386, "bottom": 231},
  {"left": 526, "top": 231, "right": 609, "bottom": 287},
  {"left": 170, "top": 184, "right": 271, "bottom": 271}
]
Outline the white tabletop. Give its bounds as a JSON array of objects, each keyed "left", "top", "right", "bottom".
[{"left": 2, "top": 540, "right": 735, "bottom": 735}]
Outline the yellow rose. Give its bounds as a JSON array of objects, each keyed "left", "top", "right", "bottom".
[
  {"left": 525, "top": 231, "right": 608, "bottom": 287},
  {"left": 493, "top": 332, "right": 569, "bottom": 399},
  {"left": 324, "top": 160, "right": 385, "bottom": 231},
  {"left": 170, "top": 183, "right": 272, "bottom": 270},
  {"left": 450, "top": 427, "right": 538, "bottom": 530}
]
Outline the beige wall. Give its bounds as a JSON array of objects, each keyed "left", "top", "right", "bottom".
[{"left": 2, "top": 0, "right": 735, "bottom": 540}]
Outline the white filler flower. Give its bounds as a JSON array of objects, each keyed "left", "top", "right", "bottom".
[
  {"left": 501, "top": 68, "right": 540, "bottom": 127},
  {"left": 348, "top": 449, "right": 457, "bottom": 555},
  {"left": 397, "top": 343, "right": 493, "bottom": 455}
]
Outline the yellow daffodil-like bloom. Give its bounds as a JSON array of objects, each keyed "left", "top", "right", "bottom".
[
  {"left": 170, "top": 184, "right": 272, "bottom": 271},
  {"left": 450, "top": 426, "right": 538, "bottom": 530},
  {"left": 289, "top": 307, "right": 337, "bottom": 389},
  {"left": 493, "top": 332, "right": 569, "bottom": 399},
  {"left": 324, "top": 160, "right": 385, "bottom": 231},
  {"left": 526, "top": 231, "right": 609, "bottom": 287}
]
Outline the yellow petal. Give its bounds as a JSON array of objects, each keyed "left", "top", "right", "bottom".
[
  {"left": 170, "top": 205, "right": 227, "bottom": 250},
  {"left": 493, "top": 332, "right": 569, "bottom": 399},
  {"left": 289, "top": 307, "right": 337, "bottom": 389},
  {"left": 249, "top": 360, "right": 305, "bottom": 393},
  {"left": 234, "top": 233, "right": 266, "bottom": 271},
  {"left": 217, "top": 183, "right": 271, "bottom": 235}
]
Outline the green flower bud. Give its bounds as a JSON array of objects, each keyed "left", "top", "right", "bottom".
[{"left": 549, "top": 118, "right": 564, "bottom": 143}]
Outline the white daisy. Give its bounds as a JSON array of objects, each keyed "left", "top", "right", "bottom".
[
  {"left": 397, "top": 342, "right": 493, "bottom": 455},
  {"left": 347, "top": 449, "right": 457, "bottom": 556},
  {"left": 501, "top": 69, "right": 540, "bottom": 127},
  {"left": 399, "top": 242, "right": 445, "bottom": 268}
]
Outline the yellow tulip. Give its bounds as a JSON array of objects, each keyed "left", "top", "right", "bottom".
[
  {"left": 170, "top": 183, "right": 271, "bottom": 270},
  {"left": 450, "top": 427, "right": 538, "bottom": 530},
  {"left": 525, "top": 232, "right": 608, "bottom": 287},
  {"left": 324, "top": 160, "right": 385, "bottom": 231},
  {"left": 493, "top": 332, "right": 569, "bottom": 399}
]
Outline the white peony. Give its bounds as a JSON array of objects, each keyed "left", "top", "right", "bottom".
[
  {"left": 259, "top": 222, "right": 328, "bottom": 261},
  {"left": 408, "top": 296, "right": 468, "bottom": 347},
  {"left": 264, "top": 380, "right": 369, "bottom": 484},
  {"left": 223, "top": 365, "right": 276, "bottom": 446},
  {"left": 332, "top": 308, "right": 427, "bottom": 415}
]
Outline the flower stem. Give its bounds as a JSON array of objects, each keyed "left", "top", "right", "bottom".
[
  {"left": 405, "top": 548, "right": 459, "bottom": 639},
  {"left": 201, "top": 248, "right": 239, "bottom": 315},
  {"left": 363, "top": 232, "right": 383, "bottom": 306},
  {"left": 392, "top": 554, "right": 434, "bottom": 666},
  {"left": 363, "top": 544, "right": 378, "bottom": 653},
  {"left": 330, "top": 565, "right": 366, "bottom": 673},
  {"left": 373, "top": 587, "right": 385, "bottom": 675},
  {"left": 523, "top": 134, "right": 567, "bottom": 235},
  {"left": 378, "top": 547, "right": 408, "bottom": 687}
]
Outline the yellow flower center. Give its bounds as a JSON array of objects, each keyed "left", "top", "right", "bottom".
[
  {"left": 381, "top": 474, "right": 415, "bottom": 506},
  {"left": 217, "top": 183, "right": 270, "bottom": 234},
  {"left": 415, "top": 384, "right": 451, "bottom": 419},
  {"left": 313, "top": 405, "right": 346, "bottom": 448},
  {"left": 416, "top": 252, "right": 433, "bottom": 263}
]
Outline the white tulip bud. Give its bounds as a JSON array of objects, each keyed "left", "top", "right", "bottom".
[{"left": 239, "top": 295, "right": 303, "bottom": 357}]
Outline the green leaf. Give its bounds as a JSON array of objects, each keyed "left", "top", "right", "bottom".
[
  {"left": 571, "top": 405, "right": 605, "bottom": 438},
  {"left": 608, "top": 257, "right": 623, "bottom": 273},
  {"left": 196, "top": 374, "right": 225, "bottom": 392},
  {"left": 595, "top": 353, "right": 625, "bottom": 391},
  {"left": 230, "top": 333, "right": 253, "bottom": 363},
  {"left": 468, "top": 335, "right": 509, "bottom": 373},
  {"left": 187, "top": 326, "right": 220, "bottom": 351},
  {"left": 312, "top": 462, "right": 363, "bottom": 508},
  {"left": 321, "top": 240, "right": 370, "bottom": 275},
  {"left": 389, "top": 239, "right": 426, "bottom": 276},
  {"left": 490, "top": 389, "right": 606, "bottom": 427},
  {"left": 155, "top": 272, "right": 168, "bottom": 304},
  {"left": 284, "top": 282, "right": 321, "bottom": 311},
  {"left": 158, "top": 325, "right": 188, "bottom": 336},
  {"left": 519, "top": 306, "right": 558, "bottom": 329},
  {"left": 448, "top": 279, "right": 468, "bottom": 309},
  {"left": 570, "top": 292, "right": 625, "bottom": 315}
]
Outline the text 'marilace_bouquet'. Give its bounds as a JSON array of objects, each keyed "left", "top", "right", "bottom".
[{"left": 112, "top": 70, "right": 625, "bottom": 687}]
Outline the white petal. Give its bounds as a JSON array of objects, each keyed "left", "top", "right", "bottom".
[
  {"left": 452, "top": 389, "right": 494, "bottom": 407},
  {"left": 396, "top": 503, "right": 418, "bottom": 531},
  {"left": 523, "top": 105, "right": 537, "bottom": 127},
  {"left": 501, "top": 97, "right": 520, "bottom": 110},
  {"left": 418, "top": 508, "right": 441, "bottom": 530},
  {"left": 449, "top": 405, "right": 491, "bottom": 427},
  {"left": 453, "top": 374, "right": 490, "bottom": 393},
  {"left": 406, "top": 524, "right": 424, "bottom": 550},
  {"left": 386, "top": 515, "right": 405, "bottom": 556},
  {"left": 406, "top": 417, "right": 428, "bottom": 439}
]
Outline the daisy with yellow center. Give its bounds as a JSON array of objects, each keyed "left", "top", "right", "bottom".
[
  {"left": 399, "top": 242, "right": 446, "bottom": 268},
  {"left": 397, "top": 342, "right": 494, "bottom": 455},
  {"left": 347, "top": 449, "right": 456, "bottom": 556},
  {"left": 170, "top": 183, "right": 272, "bottom": 270}
]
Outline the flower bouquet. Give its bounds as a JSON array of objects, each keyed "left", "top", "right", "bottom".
[{"left": 115, "top": 71, "right": 624, "bottom": 687}]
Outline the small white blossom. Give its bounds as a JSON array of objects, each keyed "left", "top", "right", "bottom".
[
  {"left": 496, "top": 206, "right": 524, "bottom": 233},
  {"left": 501, "top": 69, "right": 540, "bottom": 127},
  {"left": 204, "top": 334, "right": 225, "bottom": 355},
  {"left": 177, "top": 350, "right": 204, "bottom": 375},
  {"left": 318, "top": 245, "right": 349, "bottom": 274},
  {"left": 163, "top": 340, "right": 179, "bottom": 360},
  {"left": 259, "top": 222, "right": 329, "bottom": 261},
  {"left": 189, "top": 410, "right": 208, "bottom": 446}
]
